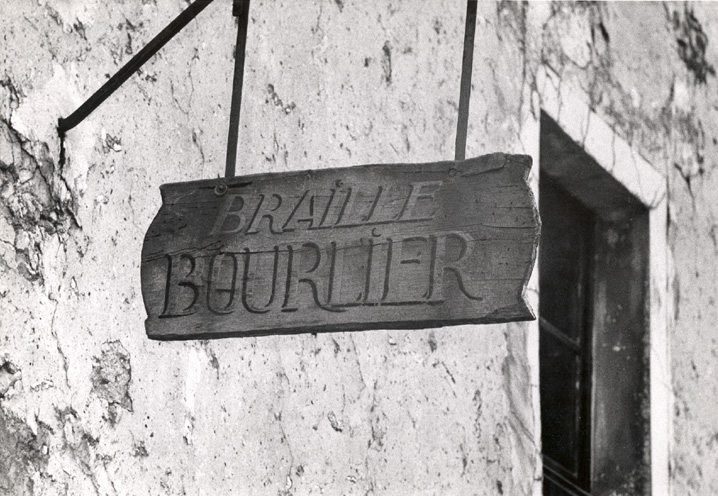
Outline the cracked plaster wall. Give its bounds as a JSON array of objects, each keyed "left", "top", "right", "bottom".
[
  {"left": 1, "top": 1, "right": 539, "bottom": 495},
  {"left": 2, "top": 0, "right": 717, "bottom": 495}
]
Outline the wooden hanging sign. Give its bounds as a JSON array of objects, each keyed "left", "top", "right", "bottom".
[{"left": 141, "top": 153, "right": 540, "bottom": 340}]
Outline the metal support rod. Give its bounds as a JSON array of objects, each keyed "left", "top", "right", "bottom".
[
  {"left": 57, "top": 0, "right": 215, "bottom": 136},
  {"left": 224, "top": 0, "right": 250, "bottom": 178},
  {"left": 455, "top": 0, "right": 477, "bottom": 161}
]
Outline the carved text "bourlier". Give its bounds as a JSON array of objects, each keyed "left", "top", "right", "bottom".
[{"left": 160, "top": 231, "right": 483, "bottom": 318}]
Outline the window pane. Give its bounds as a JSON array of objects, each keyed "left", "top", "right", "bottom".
[
  {"left": 539, "top": 174, "right": 594, "bottom": 493},
  {"left": 539, "top": 178, "right": 592, "bottom": 342},
  {"left": 540, "top": 328, "right": 583, "bottom": 473}
]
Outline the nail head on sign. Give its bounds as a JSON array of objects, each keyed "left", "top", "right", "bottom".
[{"left": 214, "top": 183, "right": 228, "bottom": 196}]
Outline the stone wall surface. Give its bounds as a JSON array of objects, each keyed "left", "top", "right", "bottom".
[
  {"left": 1, "top": 0, "right": 717, "bottom": 495},
  {"left": 1, "top": 1, "right": 539, "bottom": 495}
]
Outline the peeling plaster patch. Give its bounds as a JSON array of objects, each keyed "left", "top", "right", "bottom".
[
  {"left": 670, "top": 6, "right": 716, "bottom": 85},
  {"left": 91, "top": 341, "right": 133, "bottom": 425},
  {"left": 671, "top": 111, "right": 711, "bottom": 195},
  {"left": 41, "top": 0, "right": 100, "bottom": 33},
  {"left": 0, "top": 408, "right": 51, "bottom": 495},
  {"left": 266, "top": 84, "right": 296, "bottom": 115},
  {"left": 327, "top": 411, "right": 344, "bottom": 432},
  {"left": 132, "top": 440, "right": 149, "bottom": 458},
  {"left": 0, "top": 101, "right": 79, "bottom": 284},
  {"left": 11, "top": 62, "right": 92, "bottom": 195},
  {"left": 0, "top": 355, "right": 21, "bottom": 398},
  {"left": 101, "top": 130, "right": 122, "bottom": 153}
]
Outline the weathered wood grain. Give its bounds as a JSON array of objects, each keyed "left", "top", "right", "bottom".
[{"left": 141, "top": 153, "right": 539, "bottom": 340}]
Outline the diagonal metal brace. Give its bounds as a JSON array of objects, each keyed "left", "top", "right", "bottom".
[{"left": 57, "top": 0, "right": 215, "bottom": 137}]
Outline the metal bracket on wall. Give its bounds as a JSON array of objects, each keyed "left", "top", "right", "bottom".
[
  {"left": 56, "top": 0, "right": 223, "bottom": 165},
  {"left": 57, "top": 0, "right": 474, "bottom": 170}
]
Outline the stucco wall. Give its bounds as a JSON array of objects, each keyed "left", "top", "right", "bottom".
[
  {"left": 1, "top": 1, "right": 540, "bottom": 495},
  {"left": 2, "top": 1, "right": 717, "bottom": 495}
]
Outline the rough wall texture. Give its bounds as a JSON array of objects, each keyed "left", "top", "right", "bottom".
[
  {"left": 1, "top": 0, "right": 717, "bottom": 495},
  {"left": 1, "top": 1, "right": 539, "bottom": 495}
]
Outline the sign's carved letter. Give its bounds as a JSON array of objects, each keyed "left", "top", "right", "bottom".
[
  {"left": 400, "top": 181, "right": 442, "bottom": 221},
  {"left": 211, "top": 194, "right": 247, "bottom": 235},
  {"left": 432, "top": 232, "right": 483, "bottom": 301},
  {"left": 160, "top": 253, "right": 205, "bottom": 318},
  {"left": 246, "top": 194, "right": 284, "bottom": 234}
]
